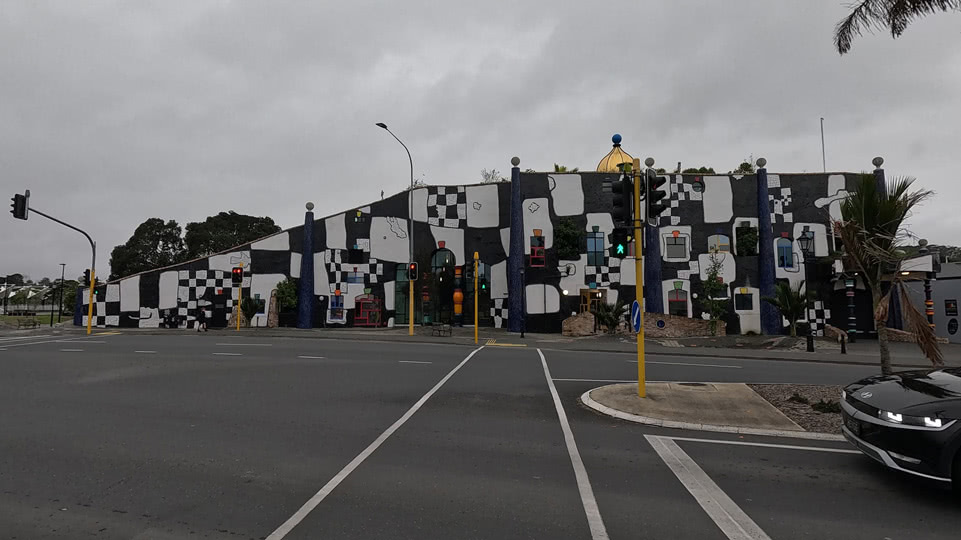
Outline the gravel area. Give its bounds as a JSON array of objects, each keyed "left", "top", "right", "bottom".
[{"left": 748, "top": 384, "right": 844, "bottom": 434}]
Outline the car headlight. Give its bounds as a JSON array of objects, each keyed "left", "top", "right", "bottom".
[
  {"left": 841, "top": 390, "right": 846, "bottom": 400},
  {"left": 878, "top": 410, "right": 945, "bottom": 428}
]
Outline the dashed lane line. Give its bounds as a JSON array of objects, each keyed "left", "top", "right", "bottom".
[
  {"left": 60, "top": 349, "right": 84, "bottom": 352},
  {"left": 297, "top": 355, "right": 326, "bottom": 359},
  {"left": 216, "top": 343, "right": 273, "bottom": 347},
  {"left": 538, "top": 349, "right": 609, "bottom": 540},
  {"left": 212, "top": 352, "right": 242, "bottom": 356},
  {"left": 266, "top": 346, "right": 485, "bottom": 539},
  {"left": 135, "top": 350, "right": 157, "bottom": 354},
  {"left": 398, "top": 360, "right": 432, "bottom": 364},
  {"left": 628, "top": 360, "right": 742, "bottom": 369}
]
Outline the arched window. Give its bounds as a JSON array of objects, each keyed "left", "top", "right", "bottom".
[
  {"left": 708, "top": 234, "right": 731, "bottom": 253},
  {"left": 668, "top": 289, "right": 688, "bottom": 317},
  {"left": 777, "top": 238, "right": 794, "bottom": 268}
]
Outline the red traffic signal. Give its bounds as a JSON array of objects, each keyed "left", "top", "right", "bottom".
[
  {"left": 408, "top": 262, "right": 418, "bottom": 281},
  {"left": 231, "top": 266, "right": 244, "bottom": 285}
]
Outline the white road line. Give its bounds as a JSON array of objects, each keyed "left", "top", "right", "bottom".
[
  {"left": 538, "top": 349, "right": 609, "bottom": 540},
  {"left": 266, "top": 346, "right": 485, "bottom": 540},
  {"left": 212, "top": 352, "right": 242, "bottom": 356},
  {"left": 297, "top": 355, "right": 326, "bottom": 359},
  {"left": 135, "top": 350, "right": 157, "bottom": 354},
  {"left": 215, "top": 343, "right": 273, "bottom": 347},
  {"left": 552, "top": 378, "right": 636, "bottom": 383},
  {"left": 668, "top": 436, "right": 859, "bottom": 454},
  {"left": 60, "top": 340, "right": 105, "bottom": 343},
  {"left": 60, "top": 349, "right": 83, "bottom": 352},
  {"left": 628, "top": 360, "right": 742, "bottom": 369},
  {"left": 646, "top": 435, "right": 771, "bottom": 540},
  {"left": 0, "top": 336, "right": 101, "bottom": 349},
  {"left": 398, "top": 360, "right": 432, "bottom": 364},
  {"left": 0, "top": 334, "right": 51, "bottom": 342}
]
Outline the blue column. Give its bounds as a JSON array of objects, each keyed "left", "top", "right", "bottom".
[
  {"left": 757, "top": 165, "right": 779, "bottom": 335},
  {"left": 508, "top": 159, "right": 524, "bottom": 332},
  {"left": 873, "top": 163, "right": 886, "bottom": 194},
  {"left": 74, "top": 287, "right": 83, "bottom": 326},
  {"left": 644, "top": 220, "right": 662, "bottom": 313},
  {"left": 297, "top": 203, "right": 315, "bottom": 329}
]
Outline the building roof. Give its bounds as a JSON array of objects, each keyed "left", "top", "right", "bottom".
[{"left": 596, "top": 134, "right": 634, "bottom": 172}]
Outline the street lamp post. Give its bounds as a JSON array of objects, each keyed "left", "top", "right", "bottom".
[
  {"left": 797, "top": 229, "right": 816, "bottom": 352},
  {"left": 918, "top": 239, "right": 936, "bottom": 330},
  {"left": 376, "top": 123, "right": 415, "bottom": 336},
  {"left": 58, "top": 263, "right": 66, "bottom": 323}
]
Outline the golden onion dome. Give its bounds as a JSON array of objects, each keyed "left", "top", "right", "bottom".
[{"left": 596, "top": 134, "right": 634, "bottom": 172}]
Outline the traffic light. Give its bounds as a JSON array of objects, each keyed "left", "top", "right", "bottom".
[
  {"left": 10, "top": 192, "right": 28, "bottom": 220},
  {"left": 83, "top": 269, "right": 91, "bottom": 285},
  {"left": 645, "top": 169, "right": 668, "bottom": 221},
  {"left": 609, "top": 227, "right": 631, "bottom": 258},
  {"left": 611, "top": 171, "right": 634, "bottom": 227},
  {"left": 408, "top": 262, "right": 418, "bottom": 281},
  {"left": 231, "top": 266, "right": 244, "bottom": 285}
]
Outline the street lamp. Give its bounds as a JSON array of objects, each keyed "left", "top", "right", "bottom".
[
  {"left": 797, "top": 229, "right": 816, "bottom": 352},
  {"left": 376, "top": 122, "right": 415, "bottom": 336}
]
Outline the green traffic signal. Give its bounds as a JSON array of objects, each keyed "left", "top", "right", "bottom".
[{"left": 616, "top": 243, "right": 625, "bottom": 255}]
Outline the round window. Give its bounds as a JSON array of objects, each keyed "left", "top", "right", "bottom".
[
  {"left": 691, "top": 179, "right": 705, "bottom": 193},
  {"left": 949, "top": 319, "right": 958, "bottom": 335}
]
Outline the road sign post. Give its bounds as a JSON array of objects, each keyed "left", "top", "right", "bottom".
[
  {"left": 474, "top": 252, "right": 479, "bottom": 344},
  {"left": 631, "top": 300, "right": 641, "bottom": 333},
  {"left": 632, "top": 158, "right": 646, "bottom": 397}
]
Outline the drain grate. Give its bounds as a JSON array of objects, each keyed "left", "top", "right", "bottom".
[{"left": 678, "top": 382, "right": 707, "bottom": 387}]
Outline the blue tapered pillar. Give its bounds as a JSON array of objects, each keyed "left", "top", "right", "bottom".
[
  {"left": 757, "top": 161, "right": 779, "bottom": 335},
  {"left": 74, "top": 287, "right": 83, "bottom": 326},
  {"left": 297, "top": 202, "right": 315, "bottom": 329},
  {"left": 508, "top": 157, "right": 524, "bottom": 332}
]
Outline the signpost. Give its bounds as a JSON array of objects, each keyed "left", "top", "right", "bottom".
[
  {"left": 631, "top": 300, "right": 641, "bottom": 333},
  {"left": 632, "top": 158, "right": 646, "bottom": 397},
  {"left": 474, "top": 251, "right": 479, "bottom": 344}
]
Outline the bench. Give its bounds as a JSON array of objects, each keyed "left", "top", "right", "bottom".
[
  {"left": 16, "top": 318, "right": 40, "bottom": 329},
  {"left": 429, "top": 324, "right": 452, "bottom": 337}
]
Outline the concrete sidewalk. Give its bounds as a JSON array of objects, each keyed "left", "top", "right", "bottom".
[{"left": 6, "top": 323, "right": 955, "bottom": 369}]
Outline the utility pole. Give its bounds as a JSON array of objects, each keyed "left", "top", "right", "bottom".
[
  {"left": 633, "top": 158, "right": 645, "bottom": 397},
  {"left": 474, "top": 251, "right": 479, "bottom": 344}
]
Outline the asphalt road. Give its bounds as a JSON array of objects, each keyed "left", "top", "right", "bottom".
[{"left": 0, "top": 332, "right": 955, "bottom": 539}]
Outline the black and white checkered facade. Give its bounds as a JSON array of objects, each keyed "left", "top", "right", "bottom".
[
  {"left": 491, "top": 298, "right": 509, "bottom": 329},
  {"left": 768, "top": 176, "right": 794, "bottom": 224},
  {"left": 177, "top": 270, "right": 236, "bottom": 326},
  {"left": 81, "top": 283, "right": 120, "bottom": 328},
  {"left": 427, "top": 186, "right": 467, "bottom": 228},
  {"left": 657, "top": 175, "right": 704, "bottom": 227},
  {"left": 324, "top": 249, "right": 387, "bottom": 293},
  {"left": 806, "top": 301, "right": 830, "bottom": 337},
  {"left": 585, "top": 258, "right": 622, "bottom": 287}
]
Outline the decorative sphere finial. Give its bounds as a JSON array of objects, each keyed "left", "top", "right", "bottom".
[
  {"left": 919, "top": 238, "right": 928, "bottom": 247},
  {"left": 756, "top": 157, "right": 767, "bottom": 168},
  {"left": 306, "top": 202, "right": 314, "bottom": 211},
  {"left": 511, "top": 156, "right": 520, "bottom": 167},
  {"left": 872, "top": 156, "right": 884, "bottom": 168},
  {"left": 612, "top": 133, "right": 622, "bottom": 145},
  {"left": 644, "top": 157, "right": 655, "bottom": 168}
]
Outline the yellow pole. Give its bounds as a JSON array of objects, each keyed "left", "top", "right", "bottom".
[
  {"left": 633, "top": 158, "right": 646, "bottom": 398},
  {"left": 85, "top": 269, "right": 95, "bottom": 335},
  {"left": 409, "top": 279, "right": 414, "bottom": 336},
  {"left": 236, "top": 262, "right": 243, "bottom": 331},
  {"left": 474, "top": 251, "right": 479, "bottom": 344}
]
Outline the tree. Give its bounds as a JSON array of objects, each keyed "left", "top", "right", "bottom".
[
  {"left": 240, "top": 297, "right": 263, "bottom": 327},
  {"left": 275, "top": 278, "right": 298, "bottom": 312},
  {"left": 682, "top": 166, "right": 716, "bottom": 174},
  {"left": 554, "top": 218, "right": 583, "bottom": 260},
  {"left": 734, "top": 161, "right": 755, "bottom": 174},
  {"left": 109, "top": 218, "right": 187, "bottom": 280},
  {"left": 480, "top": 169, "right": 506, "bottom": 183},
  {"left": 699, "top": 249, "right": 728, "bottom": 336},
  {"left": 553, "top": 164, "right": 579, "bottom": 173},
  {"left": 836, "top": 174, "right": 941, "bottom": 374},
  {"left": 3, "top": 274, "right": 25, "bottom": 285},
  {"left": 184, "top": 212, "right": 281, "bottom": 259},
  {"left": 834, "top": 0, "right": 960, "bottom": 54},
  {"left": 763, "top": 280, "right": 808, "bottom": 337},
  {"left": 592, "top": 301, "right": 627, "bottom": 334}
]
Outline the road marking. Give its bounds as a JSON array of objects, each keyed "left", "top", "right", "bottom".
[
  {"left": 538, "top": 349, "right": 609, "bottom": 540},
  {"left": 486, "top": 338, "right": 496, "bottom": 345},
  {"left": 60, "top": 348, "right": 83, "bottom": 352},
  {"left": 95, "top": 331, "right": 122, "bottom": 336},
  {"left": 213, "top": 352, "right": 242, "bottom": 356},
  {"left": 297, "top": 355, "right": 326, "bottom": 359},
  {"left": 0, "top": 334, "right": 52, "bottom": 342},
  {"left": 135, "top": 350, "right": 157, "bottom": 354},
  {"left": 60, "top": 339, "right": 105, "bottom": 343},
  {"left": 646, "top": 435, "right": 771, "bottom": 540},
  {"left": 668, "top": 436, "right": 859, "bottom": 454},
  {"left": 266, "top": 346, "right": 485, "bottom": 539},
  {"left": 487, "top": 342, "right": 527, "bottom": 347},
  {"left": 553, "top": 378, "right": 637, "bottom": 383},
  {"left": 215, "top": 343, "right": 272, "bottom": 347},
  {"left": 399, "top": 360, "right": 432, "bottom": 364},
  {"left": 628, "top": 360, "right": 742, "bottom": 369},
  {"left": 0, "top": 336, "right": 102, "bottom": 349}
]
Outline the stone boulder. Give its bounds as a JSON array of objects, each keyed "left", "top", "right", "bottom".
[{"left": 562, "top": 311, "right": 596, "bottom": 336}]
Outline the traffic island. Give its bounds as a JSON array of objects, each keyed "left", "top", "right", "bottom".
[{"left": 582, "top": 382, "right": 844, "bottom": 441}]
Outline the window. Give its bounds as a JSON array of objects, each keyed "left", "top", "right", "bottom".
[
  {"left": 329, "top": 295, "right": 345, "bottom": 321},
  {"left": 735, "top": 224, "right": 758, "bottom": 256},
  {"left": 734, "top": 293, "right": 753, "bottom": 311},
  {"left": 579, "top": 289, "right": 606, "bottom": 314},
  {"left": 346, "top": 271, "right": 364, "bottom": 284},
  {"left": 668, "top": 289, "right": 688, "bottom": 317},
  {"left": 777, "top": 238, "right": 794, "bottom": 268},
  {"left": 394, "top": 264, "right": 410, "bottom": 324},
  {"left": 946, "top": 299, "right": 959, "bottom": 317},
  {"left": 665, "top": 236, "right": 687, "bottom": 259},
  {"left": 587, "top": 231, "right": 606, "bottom": 266},
  {"left": 529, "top": 234, "right": 546, "bottom": 267},
  {"left": 708, "top": 234, "right": 731, "bottom": 253}
]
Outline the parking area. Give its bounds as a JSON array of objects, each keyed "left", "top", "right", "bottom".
[{"left": 0, "top": 333, "right": 956, "bottom": 539}]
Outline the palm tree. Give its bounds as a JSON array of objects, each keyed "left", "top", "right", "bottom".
[
  {"left": 763, "top": 281, "right": 808, "bottom": 337},
  {"left": 553, "top": 164, "right": 579, "bottom": 173},
  {"left": 835, "top": 174, "right": 942, "bottom": 375},
  {"left": 834, "top": 0, "right": 961, "bottom": 54},
  {"left": 592, "top": 301, "right": 627, "bottom": 334}
]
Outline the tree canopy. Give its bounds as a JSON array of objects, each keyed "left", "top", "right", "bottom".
[
  {"left": 682, "top": 167, "right": 716, "bottom": 174},
  {"left": 109, "top": 218, "right": 187, "bottom": 280},
  {"left": 184, "top": 212, "right": 281, "bottom": 259}
]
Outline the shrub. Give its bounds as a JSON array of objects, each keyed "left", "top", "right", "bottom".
[
  {"left": 788, "top": 393, "right": 810, "bottom": 404},
  {"left": 812, "top": 400, "right": 841, "bottom": 414}
]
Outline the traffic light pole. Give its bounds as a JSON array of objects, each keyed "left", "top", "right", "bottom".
[
  {"left": 27, "top": 206, "right": 97, "bottom": 335},
  {"left": 632, "top": 158, "right": 646, "bottom": 398},
  {"left": 237, "top": 262, "right": 244, "bottom": 331},
  {"left": 474, "top": 251, "right": 479, "bottom": 344}
]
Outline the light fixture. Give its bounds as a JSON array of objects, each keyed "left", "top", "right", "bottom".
[
  {"left": 562, "top": 289, "right": 569, "bottom": 295},
  {"left": 924, "top": 417, "right": 943, "bottom": 428},
  {"left": 882, "top": 411, "right": 903, "bottom": 423},
  {"left": 901, "top": 271, "right": 910, "bottom": 276}
]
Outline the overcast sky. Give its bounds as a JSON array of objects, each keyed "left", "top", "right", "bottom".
[{"left": 2, "top": 1, "right": 959, "bottom": 282}]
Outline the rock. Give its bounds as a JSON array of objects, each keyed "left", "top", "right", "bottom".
[{"left": 562, "top": 311, "right": 595, "bottom": 336}]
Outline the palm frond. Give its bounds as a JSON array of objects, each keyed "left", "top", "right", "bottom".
[
  {"left": 897, "top": 279, "right": 944, "bottom": 366},
  {"left": 835, "top": 0, "right": 961, "bottom": 53},
  {"left": 888, "top": 0, "right": 961, "bottom": 37},
  {"left": 835, "top": 0, "right": 889, "bottom": 54}
]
